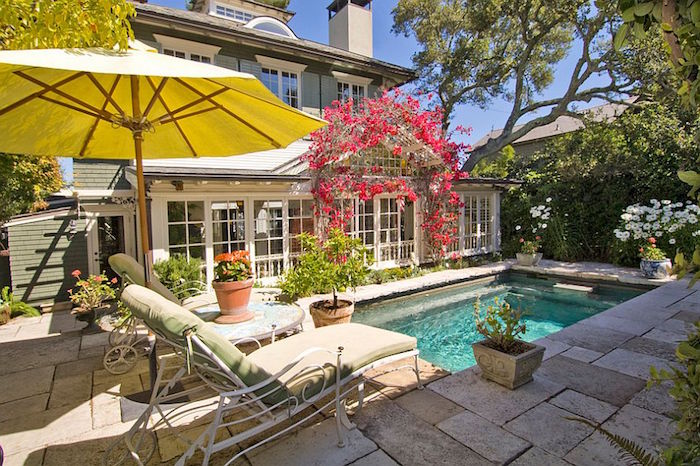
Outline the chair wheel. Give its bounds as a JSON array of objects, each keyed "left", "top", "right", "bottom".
[{"left": 103, "top": 345, "right": 139, "bottom": 375}]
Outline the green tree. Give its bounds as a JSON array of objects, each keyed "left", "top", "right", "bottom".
[
  {"left": 0, "top": 0, "right": 135, "bottom": 50},
  {"left": 495, "top": 102, "right": 698, "bottom": 264},
  {"left": 393, "top": 0, "right": 638, "bottom": 168},
  {"left": 0, "top": 154, "right": 63, "bottom": 223}
]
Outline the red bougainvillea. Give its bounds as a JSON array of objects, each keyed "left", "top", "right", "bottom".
[{"left": 304, "top": 89, "right": 470, "bottom": 260}]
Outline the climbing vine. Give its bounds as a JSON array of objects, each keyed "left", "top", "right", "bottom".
[{"left": 304, "top": 89, "right": 469, "bottom": 260}]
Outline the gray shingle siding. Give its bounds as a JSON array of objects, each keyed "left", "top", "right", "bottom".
[
  {"left": 73, "top": 159, "right": 131, "bottom": 190},
  {"left": 320, "top": 75, "right": 338, "bottom": 111},
  {"left": 302, "top": 71, "right": 320, "bottom": 109},
  {"left": 8, "top": 215, "right": 88, "bottom": 305},
  {"left": 214, "top": 53, "right": 238, "bottom": 70}
]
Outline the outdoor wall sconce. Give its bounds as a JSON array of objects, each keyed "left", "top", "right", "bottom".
[{"left": 68, "top": 219, "right": 78, "bottom": 239}]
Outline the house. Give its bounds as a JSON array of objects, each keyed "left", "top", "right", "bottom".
[
  {"left": 2, "top": 0, "right": 518, "bottom": 308},
  {"left": 472, "top": 100, "right": 635, "bottom": 160}
]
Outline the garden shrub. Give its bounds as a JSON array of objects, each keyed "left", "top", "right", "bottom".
[
  {"left": 153, "top": 254, "right": 205, "bottom": 299},
  {"left": 492, "top": 102, "right": 699, "bottom": 266}
]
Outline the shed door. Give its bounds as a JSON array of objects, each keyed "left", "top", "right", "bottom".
[{"left": 85, "top": 208, "right": 135, "bottom": 279}]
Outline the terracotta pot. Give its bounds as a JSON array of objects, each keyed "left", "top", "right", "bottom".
[
  {"left": 0, "top": 304, "right": 10, "bottom": 326},
  {"left": 516, "top": 252, "right": 542, "bottom": 266},
  {"left": 472, "top": 339, "right": 545, "bottom": 390},
  {"left": 212, "top": 278, "right": 254, "bottom": 324},
  {"left": 310, "top": 299, "right": 354, "bottom": 327}
]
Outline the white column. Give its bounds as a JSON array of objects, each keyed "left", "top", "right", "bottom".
[{"left": 203, "top": 200, "right": 214, "bottom": 289}]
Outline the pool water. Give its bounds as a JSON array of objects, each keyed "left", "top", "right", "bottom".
[{"left": 353, "top": 273, "right": 645, "bottom": 372}]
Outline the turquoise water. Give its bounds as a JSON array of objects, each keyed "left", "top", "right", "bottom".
[{"left": 353, "top": 273, "right": 645, "bottom": 372}]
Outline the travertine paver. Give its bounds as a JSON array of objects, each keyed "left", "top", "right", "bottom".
[
  {"left": 0, "top": 334, "right": 79, "bottom": 376},
  {"left": 437, "top": 410, "right": 531, "bottom": 464},
  {"left": 353, "top": 399, "right": 491, "bottom": 466},
  {"left": 560, "top": 346, "right": 603, "bottom": 363},
  {"left": 548, "top": 390, "right": 617, "bottom": 424},
  {"left": 546, "top": 322, "right": 634, "bottom": 353},
  {"left": 393, "top": 388, "right": 464, "bottom": 426},
  {"left": 583, "top": 313, "right": 656, "bottom": 336},
  {"left": 673, "top": 310, "right": 700, "bottom": 322},
  {"left": 0, "top": 365, "right": 54, "bottom": 404},
  {"left": 429, "top": 368, "right": 565, "bottom": 425},
  {"left": 349, "top": 450, "right": 399, "bottom": 466},
  {"left": 532, "top": 337, "right": 570, "bottom": 360},
  {"left": 509, "top": 447, "right": 573, "bottom": 466},
  {"left": 656, "top": 318, "right": 693, "bottom": 334},
  {"left": 48, "top": 373, "right": 92, "bottom": 409},
  {"left": 565, "top": 404, "right": 676, "bottom": 466},
  {"left": 629, "top": 380, "right": 677, "bottom": 417},
  {"left": 619, "top": 336, "right": 678, "bottom": 361},
  {"left": 593, "top": 348, "right": 674, "bottom": 380},
  {"left": 248, "top": 418, "right": 377, "bottom": 466},
  {"left": 0, "top": 393, "right": 49, "bottom": 423},
  {"left": 537, "top": 355, "right": 645, "bottom": 407},
  {"left": 503, "top": 403, "right": 594, "bottom": 457},
  {"left": 642, "top": 328, "right": 688, "bottom": 344}
]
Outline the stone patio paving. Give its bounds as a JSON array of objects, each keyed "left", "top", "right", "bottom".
[{"left": 0, "top": 263, "right": 696, "bottom": 466}]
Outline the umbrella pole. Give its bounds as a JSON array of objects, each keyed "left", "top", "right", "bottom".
[{"left": 134, "top": 136, "right": 152, "bottom": 286}]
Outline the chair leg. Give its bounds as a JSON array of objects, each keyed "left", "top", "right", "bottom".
[
  {"left": 356, "top": 381, "right": 365, "bottom": 414},
  {"left": 335, "top": 396, "right": 348, "bottom": 448},
  {"left": 413, "top": 355, "right": 424, "bottom": 390}
]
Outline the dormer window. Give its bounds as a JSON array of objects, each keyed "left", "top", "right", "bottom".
[
  {"left": 245, "top": 17, "right": 298, "bottom": 39},
  {"left": 163, "top": 49, "right": 212, "bottom": 64},
  {"left": 154, "top": 35, "right": 221, "bottom": 65},
  {"left": 215, "top": 4, "right": 255, "bottom": 22}
]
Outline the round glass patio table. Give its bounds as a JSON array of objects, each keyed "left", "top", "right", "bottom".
[{"left": 191, "top": 301, "right": 305, "bottom": 342}]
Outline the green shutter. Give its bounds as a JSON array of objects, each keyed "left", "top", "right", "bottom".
[
  {"left": 368, "top": 84, "right": 380, "bottom": 98},
  {"left": 320, "top": 75, "right": 338, "bottom": 112},
  {"left": 214, "top": 54, "right": 238, "bottom": 71},
  {"left": 302, "top": 72, "right": 320, "bottom": 111},
  {"left": 239, "top": 59, "right": 262, "bottom": 79}
]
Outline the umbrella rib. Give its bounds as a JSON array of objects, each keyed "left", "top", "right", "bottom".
[
  {"left": 38, "top": 95, "right": 111, "bottom": 121},
  {"left": 141, "top": 77, "right": 168, "bottom": 121},
  {"left": 173, "top": 77, "right": 282, "bottom": 148},
  {"left": 151, "top": 87, "right": 229, "bottom": 123},
  {"left": 86, "top": 73, "right": 125, "bottom": 116},
  {"left": 79, "top": 75, "right": 122, "bottom": 157},
  {"left": 159, "top": 106, "right": 219, "bottom": 124},
  {"left": 15, "top": 71, "right": 115, "bottom": 121},
  {"left": 145, "top": 76, "right": 197, "bottom": 157},
  {"left": 0, "top": 71, "right": 85, "bottom": 117}
]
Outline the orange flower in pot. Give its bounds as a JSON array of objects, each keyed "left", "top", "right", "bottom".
[{"left": 212, "top": 251, "right": 254, "bottom": 324}]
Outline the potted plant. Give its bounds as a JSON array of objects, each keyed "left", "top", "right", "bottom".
[
  {"left": 288, "top": 228, "right": 371, "bottom": 327},
  {"left": 471, "top": 297, "right": 544, "bottom": 389},
  {"left": 68, "top": 270, "right": 117, "bottom": 332},
  {"left": 639, "top": 237, "right": 672, "bottom": 279},
  {"left": 516, "top": 236, "right": 542, "bottom": 266},
  {"left": 212, "top": 250, "right": 254, "bottom": 324}
]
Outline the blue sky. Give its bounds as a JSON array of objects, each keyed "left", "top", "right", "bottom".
[{"left": 62, "top": 0, "right": 608, "bottom": 179}]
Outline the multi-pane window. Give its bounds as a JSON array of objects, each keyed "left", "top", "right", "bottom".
[
  {"left": 163, "top": 48, "right": 211, "bottom": 64},
  {"left": 211, "top": 200, "right": 245, "bottom": 257},
  {"left": 254, "top": 200, "right": 284, "bottom": 277},
  {"left": 261, "top": 68, "right": 299, "bottom": 108},
  {"left": 167, "top": 201, "right": 205, "bottom": 261},
  {"left": 348, "top": 146, "right": 414, "bottom": 177},
  {"left": 479, "top": 197, "right": 492, "bottom": 249},
  {"left": 288, "top": 199, "right": 314, "bottom": 257},
  {"left": 461, "top": 194, "right": 493, "bottom": 252},
  {"left": 379, "top": 198, "right": 399, "bottom": 261},
  {"left": 353, "top": 200, "right": 374, "bottom": 247},
  {"left": 215, "top": 5, "right": 254, "bottom": 22},
  {"left": 337, "top": 82, "right": 365, "bottom": 106}
]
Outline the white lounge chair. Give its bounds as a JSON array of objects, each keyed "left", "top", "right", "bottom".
[{"left": 105, "top": 284, "right": 421, "bottom": 466}]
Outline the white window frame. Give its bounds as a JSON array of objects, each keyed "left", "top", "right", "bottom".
[
  {"left": 332, "top": 71, "right": 373, "bottom": 103},
  {"left": 457, "top": 192, "right": 498, "bottom": 256},
  {"left": 213, "top": 4, "right": 255, "bottom": 22},
  {"left": 255, "top": 55, "right": 306, "bottom": 109},
  {"left": 154, "top": 34, "right": 221, "bottom": 64}
]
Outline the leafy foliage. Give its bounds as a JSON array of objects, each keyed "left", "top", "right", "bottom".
[
  {"left": 213, "top": 251, "right": 252, "bottom": 283},
  {"left": 492, "top": 102, "right": 698, "bottom": 265},
  {"left": 68, "top": 270, "right": 116, "bottom": 312},
  {"left": 0, "top": 154, "right": 63, "bottom": 223},
  {"left": 279, "top": 229, "right": 372, "bottom": 307},
  {"left": 393, "top": 0, "right": 635, "bottom": 167},
  {"left": 306, "top": 89, "right": 467, "bottom": 260},
  {"left": 153, "top": 255, "right": 205, "bottom": 299},
  {"left": 639, "top": 239, "right": 668, "bottom": 260},
  {"left": 473, "top": 297, "right": 526, "bottom": 354},
  {"left": 0, "top": 0, "right": 135, "bottom": 50},
  {"left": 0, "top": 286, "right": 40, "bottom": 323},
  {"left": 649, "top": 322, "right": 700, "bottom": 465}
]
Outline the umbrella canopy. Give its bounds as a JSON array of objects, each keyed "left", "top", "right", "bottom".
[{"left": 0, "top": 48, "right": 326, "bottom": 281}]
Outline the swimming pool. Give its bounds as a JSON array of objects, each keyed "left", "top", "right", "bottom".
[{"left": 352, "top": 273, "right": 645, "bottom": 372}]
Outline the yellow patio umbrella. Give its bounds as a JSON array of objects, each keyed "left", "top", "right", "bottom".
[{"left": 0, "top": 47, "right": 326, "bottom": 282}]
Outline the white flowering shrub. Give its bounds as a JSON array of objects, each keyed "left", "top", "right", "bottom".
[{"left": 613, "top": 200, "right": 700, "bottom": 260}]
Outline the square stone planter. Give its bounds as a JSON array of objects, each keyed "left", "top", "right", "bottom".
[
  {"left": 516, "top": 252, "right": 542, "bottom": 266},
  {"left": 472, "top": 339, "right": 545, "bottom": 389}
]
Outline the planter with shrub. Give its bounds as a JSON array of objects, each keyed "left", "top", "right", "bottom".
[
  {"left": 212, "top": 250, "right": 254, "bottom": 324},
  {"left": 68, "top": 270, "right": 117, "bottom": 332},
  {"left": 0, "top": 286, "right": 40, "bottom": 325},
  {"left": 516, "top": 236, "right": 542, "bottom": 266},
  {"left": 639, "top": 237, "right": 672, "bottom": 279},
  {"left": 472, "top": 297, "right": 544, "bottom": 389}
]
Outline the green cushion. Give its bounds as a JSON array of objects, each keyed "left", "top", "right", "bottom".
[
  {"left": 120, "top": 284, "right": 286, "bottom": 403},
  {"left": 109, "top": 254, "right": 179, "bottom": 304},
  {"left": 247, "top": 323, "right": 417, "bottom": 401}
]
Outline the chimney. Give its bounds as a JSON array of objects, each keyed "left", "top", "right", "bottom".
[{"left": 327, "top": 0, "right": 373, "bottom": 57}]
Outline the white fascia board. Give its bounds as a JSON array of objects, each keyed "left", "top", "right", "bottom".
[
  {"left": 255, "top": 54, "right": 307, "bottom": 73},
  {"left": 153, "top": 34, "right": 222, "bottom": 57},
  {"left": 332, "top": 71, "right": 374, "bottom": 87}
]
